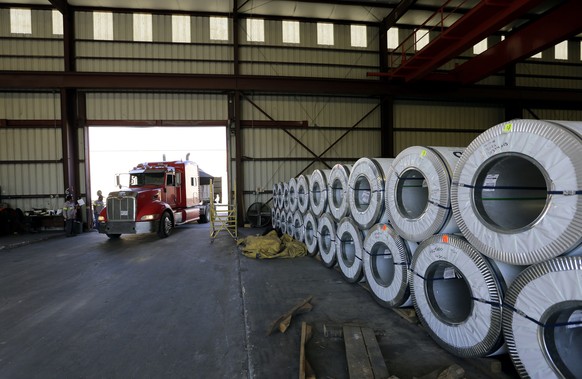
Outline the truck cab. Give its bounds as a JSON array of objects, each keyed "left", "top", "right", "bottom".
[{"left": 97, "top": 160, "right": 211, "bottom": 239}]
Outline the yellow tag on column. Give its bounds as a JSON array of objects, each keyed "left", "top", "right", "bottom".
[{"left": 503, "top": 123, "right": 513, "bottom": 132}]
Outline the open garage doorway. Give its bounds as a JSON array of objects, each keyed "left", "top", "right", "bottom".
[{"left": 88, "top": 126, "right": 228, "bottom": 205}]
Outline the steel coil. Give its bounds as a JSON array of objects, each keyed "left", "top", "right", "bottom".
[
  {"left": 283, "top": 182, "right": 290, "bottom": 212},
  {"left": 279, "top": 210, "right": 287, "bottom": 235},
  {"left": 502, "top": 256, "right": 582, "bottom": 379},
  {"left": 318, "top": 213, "right": 337, "bottom": 268},
  {"left": 385, "top": 146, "right": 463, "bottom": 242},
  {"left": 271, "top": 207, "right": 277, "bottom": 229},
  {"left": 452, "top": 119, "right": 582, "bottom": 265},
  {"left": 336, "top": 217, "right": 366, "bottom": 283},
  {"left": 348, "top": 157, "right": 393, "bottom": 230},
  {"left": 309, "top": 169, "right": 331, "bottom": 217},
  {"left": 328, "top": 164, "right": 352, "bottom": 222},
  {"left": 288, "top": 177, "right": 298, "bottom": 213},
  {"left": 362, "top": 223, "right": 417, "bottom": 308},
  {"left": 272, "top": 183, "right": 280, "bottom": 210},
  {"left": 276, "top": 183, "right": 284, "bottom": 209},
  {"left": 303, "top": 211, "right": 318, "bottom": 256},
  {"left": 286, "top": 211, "right": 294, "bottom": 237},
  {"left": 410, "top": 234, "right": 523, "bottom": 358},
  {"left": 297, "top": 174, "right": 311, "bottom": 214},
  {"left": 292, "top": 210, "right": 304, "bottom": 242}
]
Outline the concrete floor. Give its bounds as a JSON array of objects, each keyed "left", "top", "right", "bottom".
[{"left": 0, "top": 224, "right": 519, "bottom": 379}]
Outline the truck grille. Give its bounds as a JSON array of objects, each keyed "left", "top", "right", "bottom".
[{"left": 107, "top": 196, "right": 136, "bottom": 221}]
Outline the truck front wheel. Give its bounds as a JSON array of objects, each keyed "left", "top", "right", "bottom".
[
  {"left": 158, "top": 212, "right": 173, "bottom": 238},
  {"left": 198, "top": 204, "right": 210, "bottom": 224}
]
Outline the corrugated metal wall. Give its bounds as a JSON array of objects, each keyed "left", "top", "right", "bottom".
[
  {"left": 393, "top": 101, "right": 505, "bottom": 153},
  {"left": 85, "top": 92, "right": 228, "bottom": 120},
  {"left": 239, "top": 95, "right": 381, "bottom": 209},
  {"left": 0, "top": 93, "right": 64, "bottom": 210},
  {"left": 0, "top": 9, "right": 64, "bottom": 71},
  {"left": 0, "top": 92, "right": 87, "bottom": 211},
  {"left": 240, "top": 20, "right": 379, "bottom": 79},
  {"left": 75, "top": 12, "right": 233, "bottom": 74}
]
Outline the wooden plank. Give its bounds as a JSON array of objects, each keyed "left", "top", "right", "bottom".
[
  {"left": 343, "top": 325, "right": 374, "bottom": 379},
  {"left": 267, "top": 296, "right": 313, "bottom": 335},
  {"left": 361, "top": 327, "right": 389, "bottom": 379},
  {"left": 298, "top": 322, "right": 315, "bottom": 379},
  {"left": 279, "top": 302, "right": 313, "bottom": 333}
]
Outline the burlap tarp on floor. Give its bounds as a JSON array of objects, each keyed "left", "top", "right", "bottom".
[{"left": 238, "top": 230, "right": 307, "bottom": 259}]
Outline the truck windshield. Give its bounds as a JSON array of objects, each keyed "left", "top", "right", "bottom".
[{"left": 129, "top": 172, "right": 165, "bottom": 186}]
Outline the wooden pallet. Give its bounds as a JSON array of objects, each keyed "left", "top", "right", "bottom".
[{"left": 343, "top": 325, "right": 389, "bottom": 379}]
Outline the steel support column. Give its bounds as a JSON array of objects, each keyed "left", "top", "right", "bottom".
[
  {"left": 380, "top": 96, "right": 394, "bottom": 158},
  {"left": 60, "top": 88, "right": 79, "bottom": 199}
]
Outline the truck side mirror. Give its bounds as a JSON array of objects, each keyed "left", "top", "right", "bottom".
[
  {"left": 176, "top": 173, "right": 182, "bottom": 186},
  {"left": 116, "top": 174, "right": 121, "bottom": 188}
]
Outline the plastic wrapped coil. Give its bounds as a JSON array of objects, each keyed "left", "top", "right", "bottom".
[
  {"left": 286, "top": 211, "right": 294, "bottom": 237},
  {"left": 272, "top": 183, "right": 280, "bottom": 210},
  {"left": 336, "top": 217, "right": 366, "bottom": 283},
  {"left": 385, "top": 146, "right": 463, "bottom": 242},
  {"left": 276, "top": 183, "right": 284, "bottom": 209},
  {"left": 292, "top": 210, "right": 304, "bottom": 242},
  {"left": 362, "top": 223, "right": 417, "bottom": 308},
  {"left": 279, "top": 211, "right": 287, "bottom": 235},
  {"left": 328, "top": 164, "right": 352, "bottom": 222},
  {"left": 502, "top": 256, "right": 582, "bottom": 379},
  {"left": 452, "top": 119, "right": 582, "bottom": 265},
  {"left": 288, "top": 177, "right": 298, "bottom": 213},
  {"left": 309, "top": 169, "right": 331, "bottom": 217},
  {"left": 297, "top": 174, "right": 311, "bottom": 214},
  {"left": 283, "top": 182, "right": 290, "bottom": 212},
  {"left": 271, "top": 207, "right": 277, "bottom": 229},
  {"left": 348, "top": 158, "right": 393, "bottom": 230},
  {"left": 318, "top": 213, "right": 337, "bottom": 268},
  {"left": 303, "top": 212, "right": 318, "bottom": 256},
  {"left": 410, "top": 234, "right": 523, "bottom": 358}
]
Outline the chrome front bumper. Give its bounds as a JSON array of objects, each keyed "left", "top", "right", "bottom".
[{"left": 98, "top": 220, "right": 159, "bottom": 235}]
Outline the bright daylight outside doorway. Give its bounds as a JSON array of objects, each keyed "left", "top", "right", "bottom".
[{"left": 88, "top": 126, "right": 227, "bottom": 203}]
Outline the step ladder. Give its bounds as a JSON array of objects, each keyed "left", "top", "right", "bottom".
[{"left": 209, "top": 179, "right": 238, "bottom": 242}]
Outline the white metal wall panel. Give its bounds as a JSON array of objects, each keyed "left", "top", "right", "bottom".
[
  {"left": 242, "top": 95, "right": 380, "bottom": 126},
  {"left": 239, "top": 20, "right": 378, "bottom": 79},
  {"left": 393, "top": 102, "right": 504, "bottom": 155},
  {"left": 75, "top": 12, "right": 233, "bottom": 74},
  {"left": 516, "top": 61, "right": 582, "bottom": 89},
  {"left": 0, "top": 92, "right": 60, "bottom": 119},
  {"left": 528, "top": 109, "right": 582, "bottom": 121},
  {"left": 86, "top": 92, "right": 228, "bottom": 120},
  {"left": 394, "top": 102, "right": 503, "bottom": 130},
  {"left": 242, "top": 128, "right": 379, "bottom": 160},
  {"left": 0, "top": 9, "right": 63, "bottom": 71},
  {"left": 240, "top": 95, "right": 381, "bottom": 211},
  {"left": 0, "top": 128, "right": 64, "bottom": 210}
]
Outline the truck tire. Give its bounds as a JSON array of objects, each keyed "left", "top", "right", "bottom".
[
  {"left": 198, "top": 204, "right": 210, "bottom": 224},
  {"left": 158, "top": 212, "right": 172, "bottom": 238},
  {"left": 107, "top": 234, "right": 121, "bottom": 239}
]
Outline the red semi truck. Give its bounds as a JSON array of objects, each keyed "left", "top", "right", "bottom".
[{"left": 97, "top": 159, "right": 212, "bottom": 239}]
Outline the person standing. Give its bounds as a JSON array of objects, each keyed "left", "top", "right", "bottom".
[
  {"left": 93, "top": 190, "right": 105, "bottom": 230},
  {"left": 63, "top": 194, "right": 78, "bottom": 237}
]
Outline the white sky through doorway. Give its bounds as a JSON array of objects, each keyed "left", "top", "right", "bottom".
[{"left": 89, "top": 126, "right": 227, "bottom": 202}]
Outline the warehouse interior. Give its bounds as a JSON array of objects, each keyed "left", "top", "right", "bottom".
[{"left": 1, "top": 0, "right": 581, "bottom": 378}]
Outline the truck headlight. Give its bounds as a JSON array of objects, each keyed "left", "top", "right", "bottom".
[
  {"left": 140, "top": 214, "right": 156, "bottom": 221},
  {"left": 98, "top": 215, "right": 105, "bottom": 222}
]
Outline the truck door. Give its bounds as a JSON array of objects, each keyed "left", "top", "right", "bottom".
[{"left": 164, "top": 173, "right": 178, "bottom": 208}]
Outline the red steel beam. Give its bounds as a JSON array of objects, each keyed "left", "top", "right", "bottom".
[
  {"left": 450, "top": 0, "right": 582, "bottom": 84},
  {"left": 386, "top": 0, "right": 545, "bottom": 82}
]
